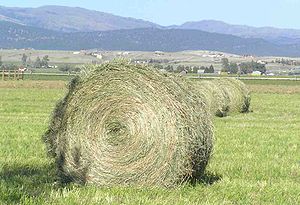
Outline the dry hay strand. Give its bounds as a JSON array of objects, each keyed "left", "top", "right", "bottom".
[
  {"left": 191, "top": 78, "right": 251, "bottom": 117},
  {"left": 44, "top": 61, "right": 214, "bottom": 187}
]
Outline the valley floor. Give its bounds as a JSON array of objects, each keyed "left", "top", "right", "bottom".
[{"left": 0, "top": 79, "right": 299, "bottom": 204}]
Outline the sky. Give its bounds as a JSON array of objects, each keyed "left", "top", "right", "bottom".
[{"left": 1, "top": 0, "right": 300, "bottom": 29}]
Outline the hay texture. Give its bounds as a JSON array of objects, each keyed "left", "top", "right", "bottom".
[
  {"left": 192, "top": 78, "right": 250, "bottom": 117},
  {"left": 44, "top": 61, "right": 213, "bottom": 187}
]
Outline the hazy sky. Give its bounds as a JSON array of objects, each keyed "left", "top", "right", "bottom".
[{"left": 1, "top": 0, "right": 300, "bottom": 29}]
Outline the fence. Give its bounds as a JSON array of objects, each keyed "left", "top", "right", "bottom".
[{"left": 1, "top": 69, "right": 24, "bottom": 80}]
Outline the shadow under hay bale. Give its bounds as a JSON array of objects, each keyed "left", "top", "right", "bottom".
[
  {"left": 189, "top": 171, "right": 222, "bottom": 186},
  {"left": 44, "top": 61, "right": 214, "bottom": 187}
]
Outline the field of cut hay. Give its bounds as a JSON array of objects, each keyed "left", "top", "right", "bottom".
[{"left": 0, "top": 75, "right": 299, "bottom": 204}]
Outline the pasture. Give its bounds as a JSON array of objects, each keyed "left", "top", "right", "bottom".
[
  {"left": 0, "top": 78, "right": 299, "bottom": 204},
  {"left": 1, "top": 49, "right": 299, "bottom": 74}
]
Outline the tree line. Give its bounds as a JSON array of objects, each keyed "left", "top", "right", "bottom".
[
  {"left": 0, "top": 54, "right": 51, "bottom": 70},
  {"left": 221, "top": 58, "right": 266, "bottom": 74},
  {"left": 21, "top": 54, "right": 50, "bottom": 68}
]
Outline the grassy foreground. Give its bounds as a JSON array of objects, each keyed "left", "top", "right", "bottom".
[{"left": 0, "top": 80, "right": 299, "bottom": 204}]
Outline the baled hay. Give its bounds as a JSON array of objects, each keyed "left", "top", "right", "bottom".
[
  {"left": 191, "top": 78, "right": 251, "bottom": 117},
  {"left": 214, "top": 78, "right": 251, "bottom": 115},
  {"left": 191, "top": 80, "right": 230, "bottom": 117},
  {"left": 44, "top": 61, "right": 214, "bottom": 187}
]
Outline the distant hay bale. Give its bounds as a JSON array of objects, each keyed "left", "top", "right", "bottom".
[
  {"left": 191, "top": 78, "right": 251, "bottom": 117},
  {"left": 191, "top": 80, "right": 230, "bottom": 117},
  {"left": 214, "top": 78, "right": 251, "bottom": 115},
  {"left": 44, "top": 61, "right": 214, "bottom": 187}
]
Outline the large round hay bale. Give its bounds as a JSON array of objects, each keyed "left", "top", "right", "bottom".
[
  {"left": 44, "top": 61, "right": 214, "bottom": 187},
  {"left": 191, "top": 78, "right": 250, "bottom": 117}
]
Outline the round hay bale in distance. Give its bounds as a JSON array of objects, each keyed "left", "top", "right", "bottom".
[
  {"left": 191, "top": 78, "right": 251, "bottom": 117},
  {"left": 213, "top": 78, "right": 251, "bottom": 115},
  {"left": 190, "top": 80, "right": 229, "bottom": 117}
]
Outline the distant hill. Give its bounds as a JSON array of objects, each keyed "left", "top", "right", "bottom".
[
  {"left": 1, "top": 21, "right": 300, "bottom": 57},
  {"left": 175, "top": 20, "right": 300, "bottom": 45},
  {"left": 0, "top": 21, "right": 64, "bottom": 49},
  {"left": 68, "top": 29, "right": 300, "bottom": 57},
  {"left": 1, "top": 5, "right": 300, "bottom": 46},
  {"left": 0, "top": 5, "right": 159, "bottom": 32}
]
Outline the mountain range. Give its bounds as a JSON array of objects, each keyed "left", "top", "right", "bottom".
[
  {"left": 1, "top": 5, "right": 300, "bottom": 57},
  {"left": 173, "top": 20, "right": 300, "bottom": 45},
  {"left": 0, "top": 5, "right": 160, "bottom": 32}
]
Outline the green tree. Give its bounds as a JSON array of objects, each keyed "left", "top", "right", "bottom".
[
  {"left": 192, "top": 66, "right": 199, "bottom": 73},
  {"left": 59, "top": 64, "right": 72, "bottom": 72},
  {"left": 253, "top": 62, "right": 266, "bottom": 74},
  {"left": 239, "top": 61, "right": 266, "bottom": 74},
  {"left": 204, "top": 67, "right": 209, "bottom": 73},
  {"left": 41, "top": 55, "right": 50, "bottom": 68},
  {"left": 209, "top": 65, "right": 214, "bottom": 73},
  {"left": 240, "top": 63, "right": 251, "bottom": 74},
  {"left": 221, "top": 58, "right": 229, "bottom": 72},
  {"left": 3, "top": 63, "right": 18, "bottom": 70},
  {"left": 27, "top": 57, "right": 32, "bottom": 67},
  {"left": 0, "top": 56, "right": 2, "bottom": 67},
  {"left": 21, "top": 54, "right": 28, "bottom": 66},
  {"left": 229, "top": 63, "right": 238, "bottom": 74},
  {"left": 34, "top": 57, "right": 42, "bottom": 68},
  {"left": 204, "top": 65, "right": 214, "bottom": 73}
]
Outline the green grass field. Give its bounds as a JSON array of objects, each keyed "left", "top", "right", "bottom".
[
  {"left": 23, "top": 74, "right": 74, "bottom": 81},
  {"left": 0, "top": 79, "right": 299, "bottom": 204}
]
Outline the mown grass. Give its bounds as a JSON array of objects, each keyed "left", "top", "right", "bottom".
[
  {"left": 241, "top": 79, "right": 300, "bottom": 86},
  {"left": 0, "top": 80, "right": 299, "bottom": 204},
  {"left": 23, "top": 74, "right": 74, "bottom": 81}
]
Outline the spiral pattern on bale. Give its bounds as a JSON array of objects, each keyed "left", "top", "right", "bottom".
[
  {"left": 191, "top": 78, "right": 251, "bottom": 117},
  {"left": 44, "top": 61, "right": 214, "bottom": 187}
]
